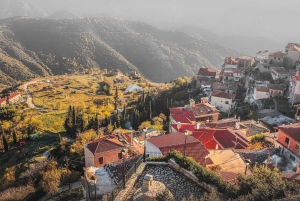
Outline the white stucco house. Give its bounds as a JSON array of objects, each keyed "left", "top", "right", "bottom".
[
  {"left": 271, "top": 67, "right": 288, "bottom": 81},
  {"left": 210, "top": 90, "right": 236, "bottom": 113}
]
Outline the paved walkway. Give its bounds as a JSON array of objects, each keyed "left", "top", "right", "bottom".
[
  {"left": 114, "top": 163, "right": 146, "bottom": 201},
  {"left": 127, "top": 165, "right": 204, "bottom": 201},
  {"left": 38, "top": 181, "right": 81, "bottom": 201}
]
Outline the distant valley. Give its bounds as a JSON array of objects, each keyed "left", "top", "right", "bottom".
[{"left": 0, "top": 16, "right": 242, "bottom": 86}]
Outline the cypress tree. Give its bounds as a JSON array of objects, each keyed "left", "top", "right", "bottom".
[
  {"left": 3, "top": 135, "right": 8, "bottom": 152},
  {"left": 13, "top": 130, "right": 17, "bottom": 144},
  {"left": 148, "top": 100, "right": 152, "bottom": 120}
]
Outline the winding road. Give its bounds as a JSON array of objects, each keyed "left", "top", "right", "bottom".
[{"left": 23, "top": 81, "right": 42, "bottom": 109}]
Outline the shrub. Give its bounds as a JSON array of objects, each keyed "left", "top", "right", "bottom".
[{"left": 250, "top": 133, "right": 265, "bottom": 144}]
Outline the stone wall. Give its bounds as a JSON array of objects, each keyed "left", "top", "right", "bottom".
[{"left": 167, "top": 159, "right": 213, "bottom": 193}]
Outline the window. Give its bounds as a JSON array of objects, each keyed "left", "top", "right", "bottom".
[
  {"left": 278, "top": 58, "right": 280, "bottom": 60},
  {"left": 290, "top": 155, "right": 296, "bottom": 161},
  {"left": 296, "top": 145, "right": 299, "bottom": 149},
  {"left": 118, "top": 152, "right": 122, "bottom": 159},
  {"left": 225, "top": 101, "right": 229, "bottom": 104},
  {"left": 98, "top": 157, "right": 104, "bottom": 164},
  {"left": 285, "top": 137, "right": 290, "bottom": 144}
]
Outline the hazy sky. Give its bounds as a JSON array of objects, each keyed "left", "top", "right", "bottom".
[{"left": 2, "top": 0, "right": 300, "bottom": 43}]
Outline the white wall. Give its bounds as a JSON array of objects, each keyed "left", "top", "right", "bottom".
[
  {"left": 210, "top": 96, "right": 232, "bottom": 112},
  {"left": 253, "top": 88, "right": 269, "bottom": 100},
  {"left": 146, "top": 141, "right": 163, "bottom": 157},
  {"left": 224, "top": 64, "right": 237, "bottom": 69}
]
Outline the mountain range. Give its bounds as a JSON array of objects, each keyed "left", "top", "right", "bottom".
[{"left": 0, "top": 16, "right": 242, "bottom": 86}]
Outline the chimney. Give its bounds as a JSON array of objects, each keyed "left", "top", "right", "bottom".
[
  {"left": 238, "top": 117, "right": 241, "bottom": 122},
  {"left": 297, "top": 164, "right": 300, "bottom": 173},
  {"left": 216, "top": 144, "right": 219, "bottom": 149},
  {"left": 177, "top": 122, "right": 181, "bottom": 131},
  {"left": 201, "top": 97, "right": 209, "bottom": 104},
  {"left": 196, "top": 121, "right": 200, "bottom": 130},
  {"left": 190, "top": 99, "right": 195, "bottom": 107},
  {"left": 234, "top": 115, "right": 237, "bottom": 119}
]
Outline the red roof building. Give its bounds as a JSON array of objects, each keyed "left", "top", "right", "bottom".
[
  {"left": 0, "top": 92, "right": 21, "bottom": 107},
  {"left": 275, "top": 123, "right": 300, "bottom": 164},
  {"left": 192, "top": 128, "right": 249, "bottom": 149},
  {"left": 169, "top": 99, "right": 220, "bottom": 132},
  {"left": 197, "top": 67, "right": 217, "bottom": 78},
  {"left": 146, "top": 132, "right": 210, "bottom": 166},
  {"left": 84, "top": 136, "right": 125, "bottom": 167}
]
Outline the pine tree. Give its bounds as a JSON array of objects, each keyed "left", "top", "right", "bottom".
[{"left": 3, "top": 135, "right": 8, "bottom": 152}]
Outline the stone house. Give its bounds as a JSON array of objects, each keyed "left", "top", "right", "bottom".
[
  {"left": 210, "top": 91, "right": 236, "bottom": 113},
  {"left": 238, "top": 56, "right": 255, "bottom": 68},
  {"left": 269, "top": 51, "right": 284, "bottom": 64},
  {"left": 253, "top": 84, "right": 269, "bottom": 100},
  {"left": 275, "top": 123, "right": 300, "bottom": 163},
  {"left": 268, "top": 83, "right": 285, "bottom": 98},
  {"left": 271, "top": 67, "right": 288, "bottom": 80},
  {"left": 285, "top": 43, "right": 300, "bottom": 65}
]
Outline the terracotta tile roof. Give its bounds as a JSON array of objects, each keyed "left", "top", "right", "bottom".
[
  {"left": 205, "top": 157, "right": 214, "bottom": 165},
  {"left": 269, "top": 51, "right": 284, "bottom": 59},
  {"left": 148, "top": 132, "right": 209, "bottom": 166},
  {"left": 286, "top": 43, "right": 300, "bottom": 52},
  {"left": 218, "top": 171, "right": 239, "bottom": 185},
  {"left": 170, "top": 123, "right": 195, "bottom": 132},
  {"left": 255, "top": 84, "right": 269, "bottom": 92},
  {"left": 8, "top": 92, "right": 20, "bottom": 99},
  {"left": 206, "top": 119, "right": 246, "bottom": 129},
  {"left": 192, "top": 128, "right": 249, "bottom": 149},
  {"left": 277, "top": 123, "right": 300, "bottom": 141},
  {"left": 223, "top": 57, "right": 238, "bottom": 66},
  {"left": 212, "top": 82, "right": 228, "bottom": 88},
  {"left": 271, "top": 67, "right": 288, "bottom": 75},
  {"left": 148, "top": 132, "right": 200, "bottom": 147},
  {"left": 0, "top": 97, "right": 7, "bottom": 103},
  {"left": 169, "top": 109, "right": 195, "bottom": 123},
  {"left": 232, "top": 69, "right": 243, "bottom": 74},
  {"left": 211, "top": 90, "right": 236, "bottom": 99},
  {"left": 86, "top": 136, "right": 124, "bottom": 155},
  {"left": 282, "top": 172, "right": 300, "bottom": 184},
  {"left": 169, "top": 103, "right": 219, "bottom": 123},
  {"left": 0, "top": 92, "right": 21, "bottom": 103},
  {"left": 293, "top": 73, "right": 300, "bottom": 82},
  {"left": 267, "top": 83, "right": 285, "bottom": 91},
  {"left": 197, "top": 67, "right": 217, "bottom": 77}
]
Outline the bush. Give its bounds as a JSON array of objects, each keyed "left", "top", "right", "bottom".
[{"left": 250, "top": 133, "right": 264, "bottom": 144}]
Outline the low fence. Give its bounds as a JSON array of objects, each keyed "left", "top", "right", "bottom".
[{"left": 95, "top": 155, "right": 144, "bottom": 201}]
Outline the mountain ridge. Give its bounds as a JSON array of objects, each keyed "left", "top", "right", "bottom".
[{"left": 0, "top": 16, "right": 242, "bottom": 86}]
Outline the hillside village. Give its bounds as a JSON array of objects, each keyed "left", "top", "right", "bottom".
[{"left": 2, "top": 43, "right": 300, "bottom": 201}]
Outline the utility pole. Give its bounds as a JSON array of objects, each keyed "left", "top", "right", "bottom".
[{"left": 66, "top": 157, "right": 70, "bottom": 190}]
